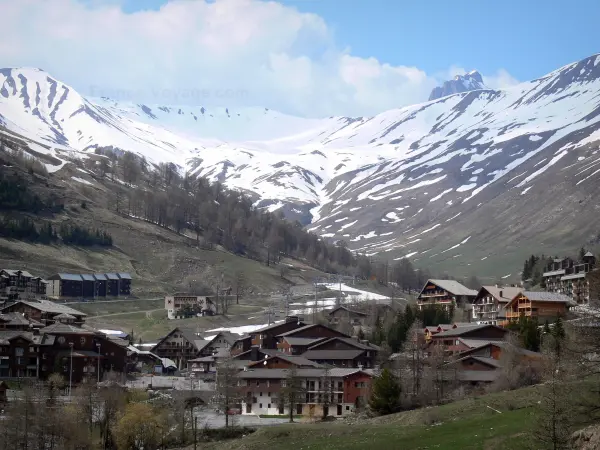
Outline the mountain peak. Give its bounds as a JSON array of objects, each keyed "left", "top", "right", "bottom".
[{"left": 429, "top": 70, "right": 486, "bottom": 101}]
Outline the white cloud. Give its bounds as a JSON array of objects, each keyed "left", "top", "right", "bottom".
[
  {"left": 0, "top": 0, "right": 519, "bottom": 117},
  {"left": 483, "top": 69, "right": 521, "bottom": 89}
]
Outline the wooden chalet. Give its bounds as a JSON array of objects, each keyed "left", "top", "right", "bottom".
[
  {"left": 503, "top": 291, "right": 574, "bottom": 325},
  {"left": 417, "top": 279, "right": 477, "bottom": 310}
]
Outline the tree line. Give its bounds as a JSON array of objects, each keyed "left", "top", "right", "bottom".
[
  {"left": 89, "top": 148, "right": 366, "bottom": 274},
  {"left": 0, "top": 217, "right": 112, "bottom": 247}
]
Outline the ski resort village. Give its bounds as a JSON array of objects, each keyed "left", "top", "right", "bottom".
[{"left": 4, "top": 0, "right": 600, "bottom": 447}]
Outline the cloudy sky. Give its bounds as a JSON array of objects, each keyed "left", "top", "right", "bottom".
[{"left": 1, "top": 0, "right": 596, "bottom": 117}]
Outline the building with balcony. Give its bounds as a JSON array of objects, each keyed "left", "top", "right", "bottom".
[
  {"left": 0, "top": 269, "right": 48, "bottom": 301},
  {"left": 503, "top": 291, "right": 574, "bottom": 324},
  {"left": 417, "top": 279, "right": 477, "bottom": 310},
  {"left": 235, "top": 367, "right": 374, "bottom": 417},
  {"left": 542, "top": 253, "right": 596, "bottom": 304},
  {"left": 165, "top": 294, "right": 216, "bottom": 320},
  {"left": 472, "top": 286, "right": 522, "bottom": 325}
]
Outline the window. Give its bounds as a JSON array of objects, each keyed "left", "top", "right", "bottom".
[
  {"left": 267, "top": 403, "right": 271, "bottom": 408},
  {"left": 256, "top": 380, "right": 260, "bottom": 386},
  {"left": 259, "top": 403, "right": 262, "bottom": 408},
  {"left": 346, "top": 406, "right": 350, "bottom": 411},
  {"left": 267, "top": 380, "right": 271, "bottom": 387},
  {"left": 29, "top": 347, "right": 35, "bottom": 353},
  {"left": 281, "top": 380, "right": 287, "bottom": 387},
  {"left": 80, "top": 337, "right": 86, "bottom": 345},
  {"left": 15, "top": 348, "right": 24, "bottom": 356},
  {"left": 259, "top": 392, "right": 262, "bottom": 397}
]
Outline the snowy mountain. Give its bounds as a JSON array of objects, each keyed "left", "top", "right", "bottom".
[
  {"left": 428, "top": 70, "right": 487, "bottom": 101},
  {"left": 2, "top": 54, "right": 600, "bottom": 279}
]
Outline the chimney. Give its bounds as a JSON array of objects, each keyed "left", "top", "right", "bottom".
[
  {"left": 250, "top": 345, "right": 259, "bottom": 362},
  {"left": 499, "top": 290, "right": 503, "bottom": 298}
]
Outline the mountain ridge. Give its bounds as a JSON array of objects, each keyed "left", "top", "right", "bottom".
[
  {"left": 428, "top": 70, "right": 487, "bottom": 101},
  {"left": 2, "top": 54, "right": 600, "bottom": 278}
]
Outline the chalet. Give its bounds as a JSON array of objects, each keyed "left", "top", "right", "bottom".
[
  {"left": 504, "top": 291, "right": 574, "bottom": 324},
  {"left": 249, "top": 318, "right": 306, "bottom": 350},
  {"left": 230, "top": 335, "right": 251, "bottom": 356},
  {"left": 277, "top": 336, "right": 327, "bottom": 355},
  {"left": 424, "top": 323, "right": 473, "bottom": 342},
  {"left": 276, "top": 323, "right": 349, "bottom": 342},
  {"left": 543, "top": 254, "right": 597, "bottom": 304},
  {"left": 0, "top": 300, "right": 87, "bottom": 325},
  {"left": 165, "top": 294, "right": 215, "bottom": 319},
  {"left": 0, "top": 331, "right": 41, "bottom": 378},
  {"left": 0, "top": 312, "right": 44, "bottom": 331},
  {"left": 428, "top": 324, "right": 509, "bottom": 356},
  {"left": 472, "top": 286, "right": 522, "bottom": 325},
  {"left": 417, "top": 279, "right": 477, "bottom": 310},
  {"left": 328, "top": 306, "right": 368, "bottom": 327},
  {"left": 302, "top": 337, "right": 379, "bottom": 368},
  {"left": 151, "top": 328, "right": 234, "bottom": 370},
  {"left": 235, "top": 367, "right": 374, "bottom": 417}
]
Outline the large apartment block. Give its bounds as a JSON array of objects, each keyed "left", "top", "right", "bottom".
[
  {"left": 46, "top": 272, "right": 132, "bottom": 299},
  {"left": 542, "top": 254, "right": 596, "bottom": 304},
  {"left": 0, "top": 269, "right": 48, "bottom": 302}
]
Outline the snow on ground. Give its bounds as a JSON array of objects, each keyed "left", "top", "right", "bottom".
[
  {"left": 206, "top": 322, "right": 283, "bottom": 335},
  {"left": 71, "top": 176, "right": 94, "bottom": 186},
  {"left": 321, "top": 283, "right": 389, "bottom": 301},
  {"left": 99, "top": 329, "right": 126, "bottom": 335}
]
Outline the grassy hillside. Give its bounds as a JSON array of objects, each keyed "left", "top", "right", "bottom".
[{"left": 197, "top": 385, "right": 554, "bottom": 450}]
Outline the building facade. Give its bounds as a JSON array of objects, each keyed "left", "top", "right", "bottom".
[
  {"left": 504, "top": 291, "right": 573, "bottom": 324},
  {"left": 165, "top": 294, "right": 215, "bottom": 320},
  {"left": 542, "top": 254, "right": 596, "bottom": 304},
  {"left": 417, "top": 279, "right": 477, "bottom": 310},
  {"left": 471, "top": 286, "right": 522, "bottom": 325}
]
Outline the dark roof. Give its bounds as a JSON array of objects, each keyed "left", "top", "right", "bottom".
[
  {"left": 252, "top": 321, "right": 306, "bottom": 334},
  {"left": 93, "top": 274, "right": 108, "bottom": 281},
  {"left": 0, "top": 330, "right": 34, "bottom": 344},
  {"left": 328, "top": 306, "right": 368, "bottom": 316},
  {"left": 1, "top": 269, "right": 34, "bottom": 278},
  {"left": 307, "top": 337, "right": 377, "bottom": 351},
  {"left": 236, "top": 367, "right": 374, "bottom": 380},
  {"left": 54, "top": 313, "right": 76, "bottom": 320},
  {"left": 52, "top": 273, "right": 83, "bottom": 281},
  {"left": 433, "top": 324, "right": 507, "bottom": 338},
  {"left": 301, "top": 349, "right": 364, "bottom": 360},
  {"left": 117, "top": 273, "right": 132, "bottom": 280},
  {"left": 276, "top": 323, "right": 349, "bottom": 338},
  {"left": 248, "top": 353, "right": 322, "bottom": 368},
  {"left": 446, "top": 355, "right": 502, "bottom": 369},
  {"left": 0, "top": 312, "right": 43, "bottom": 327},
  {"left": 80, "top": 274, "right": 95, "bottom": 281},
  {"left": 282, "top": 337, "right": 325, "bottom": 346},
  {"left": 105, "top": 273, "right": 119, "bottom": 280}
]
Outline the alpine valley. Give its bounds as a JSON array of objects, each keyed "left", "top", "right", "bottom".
[{"left": 2, "top": 53, "right": 600, "bottom": 280}]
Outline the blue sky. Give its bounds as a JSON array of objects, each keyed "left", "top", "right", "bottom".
[
  {"left": 3, "top": 0, "right": 599, "bottom": 117},
  {"left": 119, "top": 0, "right": 599, "bottom": 82}
]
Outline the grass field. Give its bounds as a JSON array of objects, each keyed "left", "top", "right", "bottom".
[
  {"left": 72, "top": 299, "right": 165, "bottom": 317},
  {"left": 197, "top": 385, "right": 552, "bottom": 450},
  {"left": 86, "top": 302, "right": 267, "bottom": 341}
]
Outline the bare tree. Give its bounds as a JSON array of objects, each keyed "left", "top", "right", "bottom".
[
  {"left": 280, "top": 366, "right": 306, "bottom": 423},
  {"left": 215, "top": 359, "right": 241, "bottom": 428},
  {"left": 233, "top": 270, "right": 247, "bottom": 305}
]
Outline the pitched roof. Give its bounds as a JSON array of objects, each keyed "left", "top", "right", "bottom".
[
  {"left": 93, "top": 274, "right": 108, "bottom": 281},
  {"left": 307, "top": 337, "right": 377, "bottom": 351},
  {"left": 54, "top": 273, "right": 84, "bottom": 281},
  {"left": 479, "top": 286, "right": 522, "bottom": 303},
  {"left": 252, "top": 321, "right": 305, "bottom": 334},
  {"left": 0, "top": 312, "right": 43, "bottom": 327},
  {"left": 236, "top": 367, "right": 373, "bottom": 379},
  {"left": 14, "top": 300, "right": 87, "bottom": 317},
  {"left": 422, "top": 279, "right": 478, "bottom": 297},
  {"left": 117, "top": 273, "right": 132, "bottom": 280},
  {"left": 585, "top": 251, "right": 595, "bottom": 257},
  {"left": 457, "top": 338, "right": 506, "bottom": 349},
  {"left": 301, "top": 349, "right": 364, "bottom": 360},
  {"left": 282, "top": 337, "right": 325, "bottom": 346},
  {"left": 80, "top": 274, "right": 95, "bottom": 281},
  {"left": 41, "top": 322, "right": 96, "bottom": 334},
  {"left": 543, "top": 269, "right": 566, "bottom": 277},
  {"left": 276, "top": 323, "right": 349, "bottom": 338},
  {"left": 1, "top": 269, "right": 34, "bottom": 278},
  {"left": 433, "top": 324, "right": 507, "bottom": 338},
  {"left": 328, "top": 306, "right": 368, "bottom": 316},
  {"left": 54, "top": 313, "right": 76, "bottom": 320},
  {"left": 0, "top": 330, "right": 34, "bottom": 344},
  {"left": 561, "top": 273, "right": 586, "bottom": 281},
  {"left": 248, "top": 353, "right": 323, "bottom": 368},
  {"left": 521, "top": 291, "right": 574, "bottom": 303},
  {"left": 447, "top": 355, "right": 502, "bottom": 369},
  {"left": 105, "top": 273, "right": 119, "bottom": 280}
]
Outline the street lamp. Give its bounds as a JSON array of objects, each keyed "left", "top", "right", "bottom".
[
  {"left": 96, "top": 343, "right": 101, "bottom": 383},
  {"left": 68, "top": 342, "right": 74, "bottom": 399}
]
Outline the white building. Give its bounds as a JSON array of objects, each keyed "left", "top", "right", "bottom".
[{"left": 165, "top": 293, "right": 215, "bottom": 319}]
